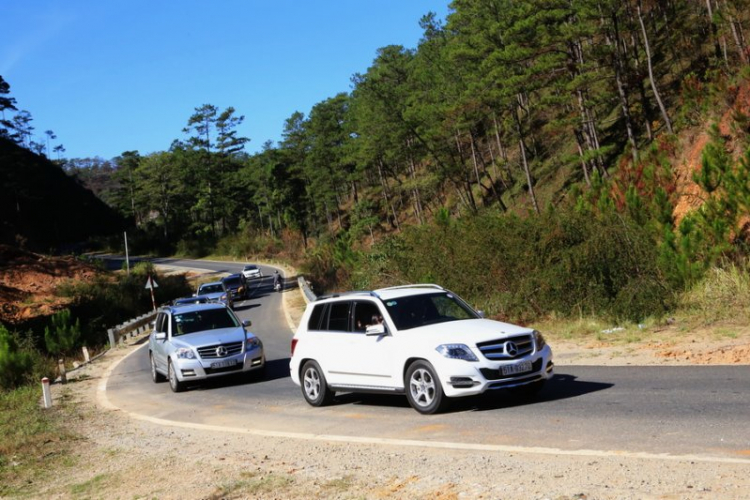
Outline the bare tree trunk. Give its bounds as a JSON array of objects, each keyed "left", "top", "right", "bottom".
[
  {"left": 574, "top": 129, "right": 592, "bottom": 187},
  {"left": 637, "top": 0, "right": 674, "bottom": 134},
  {"left": 608, "top": 10, "right": 639, "bottom": 163},
  {"left": 407, "top": 138, "right": 424, "bottom": 224},
  {"left": 722, "top": 0, "right": 749, "bottom": 63},
  {"left": 470, "top": 131, "right": 505, "bottom": 210},
  {"left": 377, "top": 159, "right": 399, "bottom": 232},
  {"left": 706, "top": 0, "right": 725, "bottom": 63},
  {"left": 492, "top": 113, "right": 514, "bottom": 184},
  {"left": 513, "top": 101, "right": 539, "bottom": 215}
]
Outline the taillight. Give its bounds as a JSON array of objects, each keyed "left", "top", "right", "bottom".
[{"left": 291, "top": 338, "right": 298, "bottom": 356}]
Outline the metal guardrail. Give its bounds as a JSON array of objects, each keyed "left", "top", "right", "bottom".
[
  {"left": 297, "top": 276, "right": 317, "bottom": 303},
  {"left": 107, "top": 311, "right": 157, "bottom": 348}
]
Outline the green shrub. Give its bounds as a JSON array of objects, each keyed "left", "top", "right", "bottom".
[
  {"left": 44, "top": 309, "right": 82, "bottom": 359},
  {"left": 0, "top": 325, "right": 34, "bottom": 390},
  {"left": 351, "top": 208, "right": 671, "bottom": 323}
]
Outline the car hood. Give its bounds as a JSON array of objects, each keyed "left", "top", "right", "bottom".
[
  {"left": 397, "top": 318, "right": 533, "bottom": 346},
  {"left": 172, "top": 327, "right": 248, "bottom": 348}
]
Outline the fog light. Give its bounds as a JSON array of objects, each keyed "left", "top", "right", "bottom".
[
  {"left": 182, "top": 369, "right": 197, "bottom": 377},
  {"left": 449, "top": 376, "right": 476, "bottom": 388}
]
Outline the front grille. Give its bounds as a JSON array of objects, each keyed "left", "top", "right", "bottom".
[
  {"left": 196, "top": 342, "right": 243, "bottom": 359},
  {"left": 477, "top": 334, "right": 534, "bottom": 360},
  {"left": 480, "top": 358, "right": 543, "bottom": 380}
]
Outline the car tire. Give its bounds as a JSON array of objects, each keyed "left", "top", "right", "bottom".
[
  {"left": 301, "top": 360, "right": 334, "bottom": 407},
  {"left": 168, "top": 359, "right": 185, "bottom": 393},
  {"left": 508, "top": 379, "right": 545, "bottom": 398},
  {"left": 405, "top": 360, "right": 448, "bottom": 415},
  {"left": 150, "top": 352, "right": 165, "bottom": 383}
]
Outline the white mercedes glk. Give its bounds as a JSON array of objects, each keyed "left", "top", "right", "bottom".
[{"left": 289, "top": 284, "right": 554, "bottom": 414}]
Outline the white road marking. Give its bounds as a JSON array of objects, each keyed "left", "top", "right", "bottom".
[{"left": 97, "top": 345, "right": 750, "bottom": 466}]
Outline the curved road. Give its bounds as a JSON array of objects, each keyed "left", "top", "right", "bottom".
[{"left": 104, "top": 259, "right": 750, "bottom": 463}]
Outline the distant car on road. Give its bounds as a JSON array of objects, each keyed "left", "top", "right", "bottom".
[
  {"left": 242, "top": 264, "right": 262, "bottom": 280},
  {"left": 222, "top": 273, "right": 248, "bottom": 301},
  {"left": 196, "top": 281, "right": 233, "bottom": 309},
  {"left": 148, "top": 302, "right": 265, "bottom": 392},
  {"left": 173, "top": 295, "right": 211, "bottom": 306}
]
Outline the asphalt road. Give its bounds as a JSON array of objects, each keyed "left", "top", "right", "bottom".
[{"left": 104, "top": 258, "right": 750, "bottom": 462}]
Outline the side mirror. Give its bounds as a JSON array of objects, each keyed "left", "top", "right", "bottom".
[
  {"left": 365, "top": 324, "right": 386, "bottom": 336},
  {"left": 477, "top": 310, "right": 486, "bottom": 318},
  {"left": 242, "top": 319, "right": 252, "bottom": 328},
  {"left": 154, "top": 332, "right": 167, "bottom": 341}
]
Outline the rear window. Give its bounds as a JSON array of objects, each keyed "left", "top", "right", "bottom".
[
  {"left": 223, "top": 277, "right": 242, "bottom": 287},
  {"left": 307, "top": 304, "right": 326, "bottom": 330},
  {"left": 199, "top": 283, "right": 223, "bottom": 294},
  {"left": 305, "top": 301, "right": 354, "bottom": 332}
]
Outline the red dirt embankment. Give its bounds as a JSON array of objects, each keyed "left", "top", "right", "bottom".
[
  {"left": 673, "top": 79, "right": 750, "bottom": 224},
  {"left": 0, "top": 245, "right": 100, "bottom": 324}
]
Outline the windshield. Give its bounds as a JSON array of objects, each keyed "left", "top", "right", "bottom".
[
  {"left": 171, "top": 308, "right": 239, "bottom": 336},
  {"left": 244, "top": 265, "right": 257, "bottom": 271},
  {"left": 223, "top": 277, "right": 242, "bottom": 287},
  {"left": 199, "top": 283, "right": 223, "bottom": 294},
  {"left": 383, "top": 292, "right": 479, "bottom": 331}
]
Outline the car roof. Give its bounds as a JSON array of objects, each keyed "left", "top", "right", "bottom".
[
  {"left": 174, "top": 296, "right": 209, "bottom": 304},
  {"left": 315, "top": 284, "right": 446, "bottom": 303},
  {"left": 223, "top": 273, "right": 242, "bottom": 280},
  {"left": 163, "top": 302, "right": 227, "bottom": 314}
]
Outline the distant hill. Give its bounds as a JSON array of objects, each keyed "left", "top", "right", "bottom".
[{"left": 0, "top": 137, "right": 125, "bottom": 252}]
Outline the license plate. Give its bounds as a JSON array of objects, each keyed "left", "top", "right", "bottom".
[
  {"left": 501, "top": 360, "right": 532, "bottom": 376},
  {"left": 211, "top": 359, "right": 238, "bottom": 369}
]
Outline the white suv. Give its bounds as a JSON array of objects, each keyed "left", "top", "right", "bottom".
[{"left": 289, "top": 284, "right": 554, "bottom": 414}]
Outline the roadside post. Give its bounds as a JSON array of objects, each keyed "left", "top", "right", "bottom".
[
  {"left": 41, "top": 377, "right": 52, "bottom": 408},
  {"left": 145, "top": 275, "right": 158, "bottom": 312}
]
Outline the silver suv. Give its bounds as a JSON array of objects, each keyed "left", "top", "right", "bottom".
[
  {"left": 289, "top": 284, "right": 554, "bottom": 414},
  {"left": 149, "top": 302, "right": 265, "bottom": 392}
]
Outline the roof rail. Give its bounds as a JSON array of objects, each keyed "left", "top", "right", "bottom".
[
  {"left": 376, "top": 284, "right": 445, "bottom": 292},
  {"left": 315, "top": 290, "right": 380, "bottom": 301}
]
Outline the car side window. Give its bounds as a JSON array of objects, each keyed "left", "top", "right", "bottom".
[
  {"left": 155, "top": 313, "right": 167, "bottom": 334},
  {"left": 353, "top": 301, "right": 382, "bottom": 333},
  {"left": 307, "top": 304, "right": 326, "bottom": 331},
  {"left": 326, "top": 301, "right": 351, "bottom": 332}
]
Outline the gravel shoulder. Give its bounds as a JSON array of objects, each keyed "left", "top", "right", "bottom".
[{"left": 34, "top": 283, "right": 750, "bottom": 500}]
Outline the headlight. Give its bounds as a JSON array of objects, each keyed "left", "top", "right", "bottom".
[
  {"left": 246, "top": 337, "right": 262, "bottom": 350},
  {"left": 175, "top": 348, "right": 195, "bottom": 359},
  {"left": 533, "top": 330, "right": 547, "bottom": 350},
  {"left": 436, "top": 344, "right": 478, "bottom": 361},
  {"left": 221, "top": 294, "right": 228, "bottom": 301}
]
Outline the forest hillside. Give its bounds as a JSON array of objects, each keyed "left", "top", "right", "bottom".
[{"left": 3, "top": 0, "right": 750, "bottom": 323}]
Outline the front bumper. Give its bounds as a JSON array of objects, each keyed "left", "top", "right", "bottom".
[
  {"left": 439, "top": 345, "right": 554, "bottom": 398},
  {"left": 171, "top": 347, "right": 264, "bottom": 382}
]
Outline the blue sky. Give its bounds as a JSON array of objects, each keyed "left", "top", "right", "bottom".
[{"left": 2, "top": 1, "right": 451, "bottom": 161}]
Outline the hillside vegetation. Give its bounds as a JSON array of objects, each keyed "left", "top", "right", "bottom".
[
  {"left": 0, "top": 138, "right": 125, "bottom": 252},
  {"left": 3, "top": 0, "right": 750, "bottom": 324}
]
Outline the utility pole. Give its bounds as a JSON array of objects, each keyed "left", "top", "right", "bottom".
[{"left": 124, "top": 231, "right": 130, "bottom": 275}]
